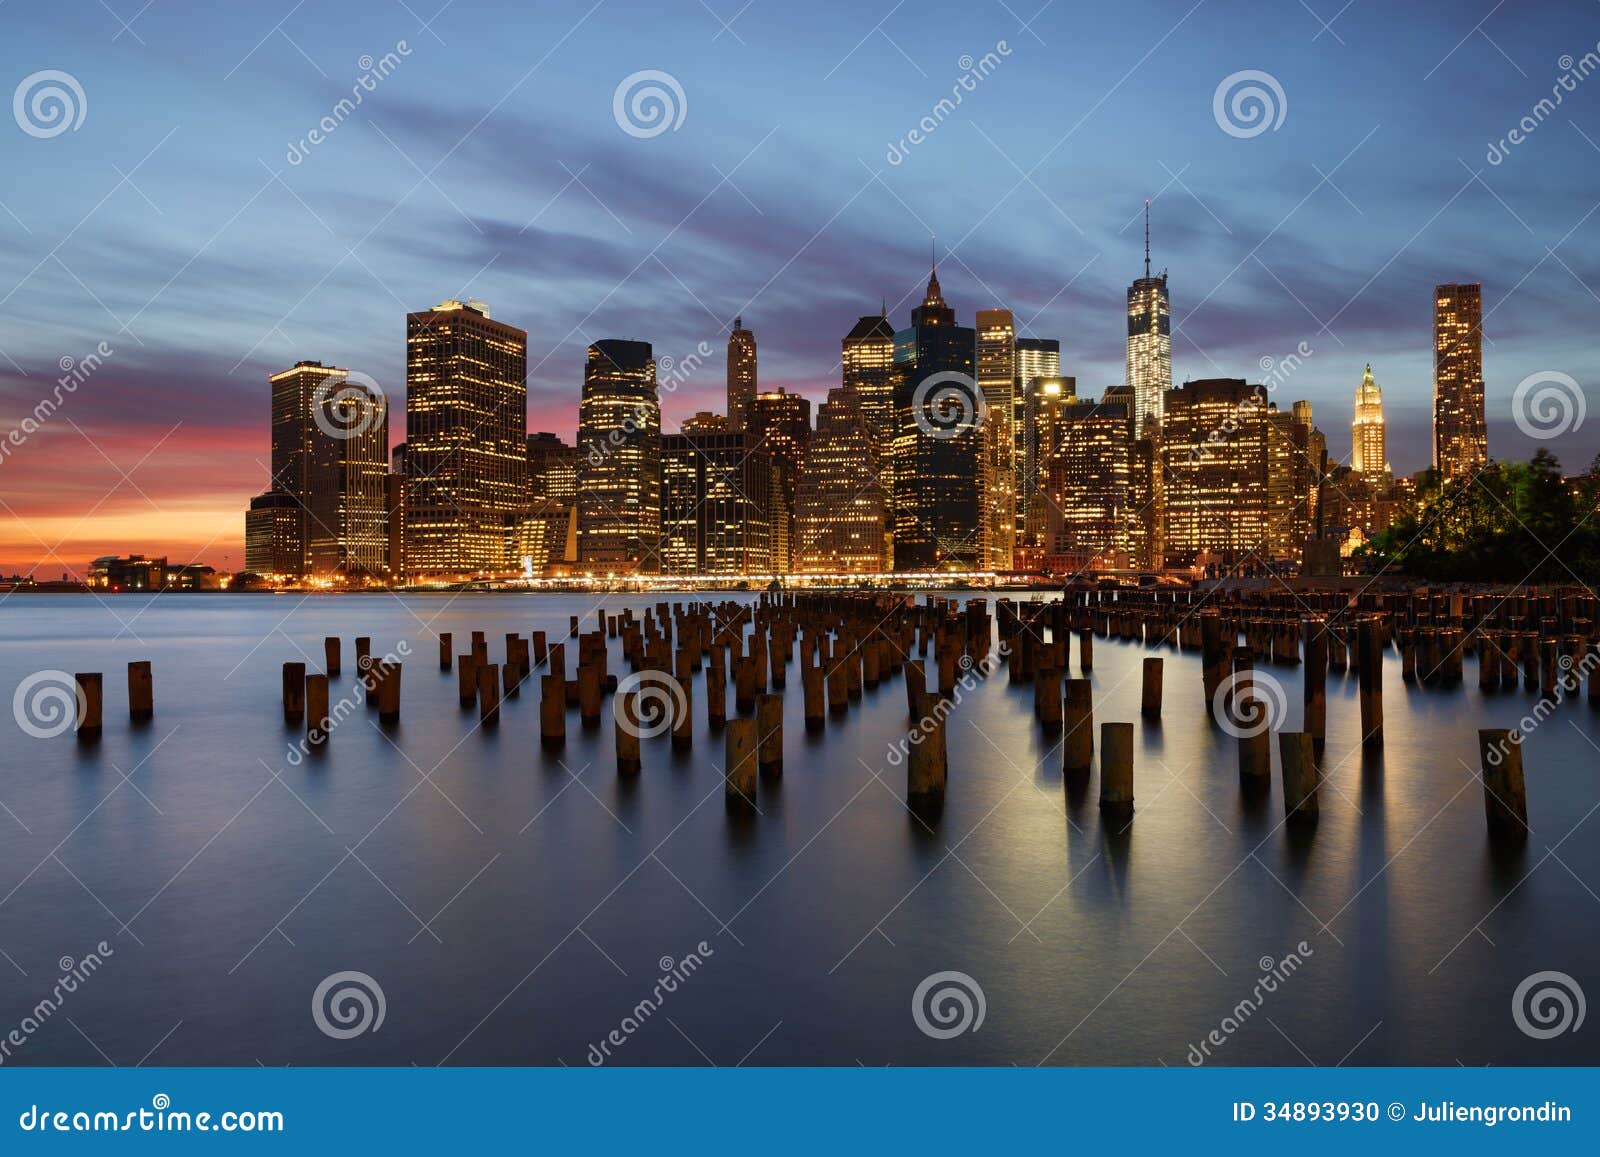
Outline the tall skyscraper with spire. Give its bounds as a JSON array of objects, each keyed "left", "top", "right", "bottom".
[
  {"left": 726, "top": 317, "right": 757, "bottom": 432},
  {"left": 1433, "top": 283, "right": 1487, "bottom": 479},
  {"left": 1352, "top": 363, "right": 1388, "bottom": 479},
  {"left": 892, "top": 260, "right": 980, "bottom": 571},
  {"left": 1126, "top": 201, "right": 1171, "bottom": 438}
]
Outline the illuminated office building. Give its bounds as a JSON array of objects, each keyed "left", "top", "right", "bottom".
[
  {"left": 404, "top": 300, "right": 528, "bottom": 578},
  {"left": 796, "top": 384, "right": 890, "bottom": 572},
  {"left": 892, "top": 263, "right": 980, "bottom": 571},
  {"left": 1013, "top": 337, "right": 1061, "bottom": 537},
  {"left": 726, "top": 317, "right": 758, "bottom": 432},
  {"left": 1351, "top": 364, "right": 1387, "bottom": 480},
  {"left": 577, "top": 339, "right": 661, "bottom": 573},
  {"left": 681, "top": 411, "right": 729, "bottom": 434},
  {"left": 1126, "top": 204, "right": 1171, "bottom": 437},
  {"left": 1433, "top": 284, "right": 1487, "bottom": 479},
  {"left": 748, "top": 388, "right": 812, "bottom": 573},
  {"left": 1041, "top": 392, "right": 1136, "bottom": 567},
  {"left": 660, "top": 432, "right": 773, "bottom": 575},
  {"left": 842, "top": 309, "right": 897, "bottom": 468},
  {"left": 526, "top": 432, "right": 579, "bottom": 504},
  {"left": 975, "top": 308, "right": 1017, "bottom": 570},
  {"left": 1021, "top": 375, "right": 1077, "bottom": 545},
  {"left": 244, "top": 490, "right": 301, "bottom": 576}
]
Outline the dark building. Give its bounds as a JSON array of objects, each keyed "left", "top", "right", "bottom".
[
  {"left": 244, "top": 490, "right": 302, "bottom": 576},
  {"left": 577, "top": 339, "right": 661, "bottom": 573},
  {"left": 892, "top": 264, "right": 980, "bottom": 571},
  {"left": 660, "top": 431, "right": 773, "bottom": 575},
  {"left": 404, "top": 299, "right": 528, "bottom": 578}
]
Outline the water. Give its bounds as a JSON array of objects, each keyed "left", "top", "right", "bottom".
[{"left": 0, "top": 592, "right": 1595, "bottom": 1066}]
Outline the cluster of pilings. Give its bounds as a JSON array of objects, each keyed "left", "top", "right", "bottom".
[{"left": 61, "top": 662, "right": 154, "bottom": 741}]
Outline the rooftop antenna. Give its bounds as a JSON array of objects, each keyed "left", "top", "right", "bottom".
[{"left": 1143, "top": 199, "right": 1151, "bottom": 280}]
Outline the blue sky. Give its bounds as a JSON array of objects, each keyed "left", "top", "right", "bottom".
[{"left": 2, "top": 0, "right": 1599, "bottom": 566}]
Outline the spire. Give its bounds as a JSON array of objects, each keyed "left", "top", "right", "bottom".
[
  {"left": 1143, "top": 199, "right": 1151, "bottom": 281},
  {"left": 733, "top": 316, "right": 743, "bottom": 333}
]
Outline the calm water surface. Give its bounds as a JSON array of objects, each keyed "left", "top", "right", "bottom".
[{"left": 0, "top": 592, "right": 1596, "bottom": 1066}]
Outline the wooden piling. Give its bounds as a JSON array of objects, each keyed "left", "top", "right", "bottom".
[
  {"left": 1140, "top": 657, "right": 1163, "bottom": 720},
  {"left": 1098, "top": 721, "right": 1134, "bottom": 820},
  {"left": 1478, "top": 728, "right": 1528, "bottom": 844},
  {"left": 439, "top": 633, "right": 453, "bottom": 671},
  {"left": 802, "top": 662, "right": 824, "bottom": 732},
  {"left": 724, "top": 718, "right": 759, "bottom": 810},
  {"left": 478, "top": 662, "right": 501, "bottom": 727},
  {"left": 906, "top": 691, "right": 947, "bottom": 804},
  {"left": 282, "top": 661, "right": 306, "bottom": 722},
  {"left": 1279, "top": 731, "right": 1319, "bottom": 823},
  {"left": 756, "top": 693, "right": 783, "bottom": 776},
  {"left": 74, "top": 673, "right": 102, "bottom": 740},
  {"left": 306, "top": 673, "right": 329, "bottom": 747},
  {"left": 1062, "top": 678, "right": 1094, "bottom": 776},
  {"left": 323, "top": 636, "right": 340, "bottom": 677},
  {"left": 1357, "top": 616, "right": 1383, "bottom": 747},
  {"left": 127, "top": 660, "right": 153, "bottom": 721},
  {"left": 540, "top": 674, "right": 564, "bottom": 749},
  {"left": 616, "top": 693, "right": 642, "bottom": 775}
]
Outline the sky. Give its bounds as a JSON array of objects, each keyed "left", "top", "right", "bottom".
[{"left": 1, "top": 0, "right": 1599, "bottom": 572}]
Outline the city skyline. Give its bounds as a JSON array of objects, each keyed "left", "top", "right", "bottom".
[{"left": 3, "top": 1, "right": 1600, "bottom": 572}]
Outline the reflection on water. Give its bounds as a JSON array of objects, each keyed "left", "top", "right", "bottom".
[{"left": 0, "top": 592, "right": 1596, "bottom": 1066}]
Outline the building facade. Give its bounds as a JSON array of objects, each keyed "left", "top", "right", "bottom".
[
  {"left": 577, "top": 339, "right": 661, "bottom": 573},
  {"left": 404, "top": 300, "right": 528, "bottom": 578},
  {"left": 748, "top": 388, "right": 811, "bottom": 574},
  {"left": 795, "top": 384, "right": 890, "bottom": 572},
  {"left": 660, "top": 432, "right": 774, "bottom": 575},
  {"left": 1126, "top": 211, "right": 1170, "bottom": 437},
  {"left": 1433, "top": 284, "right": 1487, "bottom": 479},
  {"left": 975, "top": 308, "right": 1017, "bottom": 570},
  {"left": 726, "top": 317, "right": 757, "bottom": 432},
  {"left": 842, "top": 310, "right": 897, "bottom": 477},
  {"left": 1013, "top": 337, "right": 1061, "bottom": 540},
  {"left": 1351, "top": 363, "right": 1387, "bottom": 479}
]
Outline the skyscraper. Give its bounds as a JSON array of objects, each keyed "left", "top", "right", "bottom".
[
  {"left": 257, "top": 360, "right": 389, "bottom": 580},
  {"left": 975, "top": 308, "right": 1017, "bottom": 570},
  {"left": 577, "top": 339, "right": 661, "bottom": 573},
  {"left": 796, "top": 384, "right": 890, "bottom": 573},
  {"left": 1022, "top": 375, "right": 1077, "bottom": 546},
  {"left": 526, "top": 432, "right": 580, "bottom": 505},
  {"left": 842, "top": 310, "right": 897, "bottom": 465},
  {"left": 748, "top": 388, "right": 812, "bottom": 573},
  {"left": 726, "top": 317, "right": 758, "bottom": 432},
  {"left": 1126, "top": 203, "right": 1171, "bottom": 437},
  {"left": 1013, "top": 336, "right": 1061, "bottom": 539},
  {"left": 1433, "top": 284, "right": 1487, "bottom": 479},
  {"left": 404, "top": 300, "right": 528, "bottom": 578},
  {"left": 1351, "top": 364, "right": 1387, "bottom": 479},
  {"left": 892, "top": 263, "right": 980, "bottom": 571},
  {"left": 660, "top": 431, "right": 774, "bottom": 575},
  {"left": 1041, "top": 391, "right": 1137, "bottom": 567}
]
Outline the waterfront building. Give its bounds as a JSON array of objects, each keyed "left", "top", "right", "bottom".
[
  {"left": 1433, "top": 283, "right": 1487, "bottom": 479},
  {"left": 1126, "top": 204, "right": 1171, "bottom": 437},
  {"left": 726, "top": 317, "right": 758, "bottom": 432},
  {"left": 795, "top": 384, "right": 890, "bottom": 572},
  {"left": 577, "top": 339, "right": 661, "bottom": 573},
  {"left": 748, "top": 388, "right": 812, "bottom": 573},
  {"left": 842, "top": 309, "right": 898, "bottom": 475},
  {"left": 1352, "top": 364, "right": 1388, "bottom": 480},
  {"left": 660, "top": 432, "right": 774, "bottom": 575},
  {"left": 975, "top": 308, "right": 1017, "bottom": 570}
]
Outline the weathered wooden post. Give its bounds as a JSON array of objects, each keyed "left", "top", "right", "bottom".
[
  {"left": 538, "top": 673, "right": 564, "bottom": 749},
  {"left": 577, "top": 664, "right": 601, "bottom": 728},
  {"left": 672, "top": 676, "right": 693, "bottom": 750},
  {"left": 756, "top": 693, "right": 783, "bottom": 777},
  {"left": 355, "top": 637, "right": 372, "bottom": 686},
  {"left": 439, "top": 632, "right": 453, "bottom": 671},
  {"left": 74, "top": 673, "right": 102, "bottom": 740},
  {"left": 1200, "top": 612, "right": 1228, "bottom": 708},
  {"left": 458, "top": 653, "right": 479, "bottom": 708},
  {"left": 1140, "top": 657, "right": 1163, "bottom": 720},
  {"left": 282, "top": 661, "right": 306, "bottom": 722},
  {"left": 377, "top": 661, "right": 402, "bottom": 723},
  {"left": 1302, "top": 618, "right": 1327, "bottom": 749},
  {"left": 1357, "top": 616, "right": 1383, "bottom": 747},
  {"left": 478, "top": 662, "right": 501, "bottom": 727},
  {"left": 802, "top": 662, "right": 824, "bottom": 732},
  {"left": 724, "top": 718, "right": 759, "bottom": 811},
  {"left": 1062, "top": 678, "right": 1094, "bottom": 776},
  {"left": 127, "top": 660, "right": 153, "bottom": 721},
  {"left": 1478, "top": 729, "right": 1528, "bottom": 844},
  {"left": 906, "top": 691, "right": 947, "bottom": 806},
  {"left": 324, "top": 636, "right": 340, "bottom": 677},
  {"left": 706, "top": 660, "right": 728, "bottom": 730},
  {"left": 616, "top": 693, "right": 642, "bottom": 775},
  {"left": 1279, "top": 731, "right": 1319, "bottom": 824},
  {"left": 306, "top": 673, "right": 330, "bottom": 747},
  {"left": 1077, "top": 628, "right": 1093, "bottom": 672},
  {"left": 1036, "top": 666, "right": 1062, "bottom": 731},
  {"left": 1098, "top": 722, "right": 1134, "bottom": 821}
]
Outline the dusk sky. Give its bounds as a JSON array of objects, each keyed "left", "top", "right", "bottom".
[{"left": 2, "top": 0, "right": 1599, "bottom": 571}]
